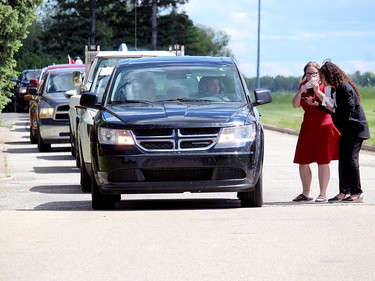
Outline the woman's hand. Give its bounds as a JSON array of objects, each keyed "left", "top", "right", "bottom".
[
  {"left": 311, "top": 80, "right": 320, "bottom": 93},
  {"left": 299, "top": 84, "right": 307, "bottom": 94}
]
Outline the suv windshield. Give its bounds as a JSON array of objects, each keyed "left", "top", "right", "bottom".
[
  {"left": 45, "top": 72, "right": 81, "bottom": 93},
  {"left": 22, "top": 70, "right": 41, "bottom": 82},
  {"left": 108, "top": 65, "right": 246, "bottom": 103}
]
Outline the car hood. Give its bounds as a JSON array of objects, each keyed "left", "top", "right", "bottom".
[
  {"left": 41, "top": 92, "right": 70, "bottom": 107},
  {"left": 102, "top": 102, "right": 254, "bottom": 128}
]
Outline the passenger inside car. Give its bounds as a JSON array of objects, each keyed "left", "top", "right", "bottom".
[
  {"left": 132, "top": 74, "right": 156, "bottom": 101},
  {"left": 199, "top": 76, "right": 221, "bottom": 95}
]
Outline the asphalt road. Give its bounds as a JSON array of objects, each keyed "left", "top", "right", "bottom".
[{"left": 1, "top": 112, "right": 375, "bottom": 281}]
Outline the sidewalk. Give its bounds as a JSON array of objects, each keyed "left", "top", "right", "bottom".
[{"left": 0, "top": 126, "right": 10, "bottom": 179}]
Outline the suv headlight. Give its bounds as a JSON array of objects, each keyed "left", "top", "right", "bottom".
[
  {"left": 216, "top": 124, "right": 256, "bottom": 148},
  {"left": 98, "top": 128, "right": 135, "bottom": 145},
  {"left": 39, "top": 108, "right": 54, "bottom": 119},
  {"left": 20, "top": 87, "right": 27, "bottom": 94}
]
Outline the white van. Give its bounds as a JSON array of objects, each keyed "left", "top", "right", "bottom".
[{"left": 68, "top": 48, "right": 182, "bottom": 163}]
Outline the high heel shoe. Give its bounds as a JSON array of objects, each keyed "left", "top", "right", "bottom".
[{"left": 342, "top": 193, "right": 364, "bottom": 203}]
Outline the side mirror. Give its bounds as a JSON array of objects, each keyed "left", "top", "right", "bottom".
[
  {"left": 80, "top": 92, "right": 100, "bottom": 109},
  {"left": 11, "top": 77, "right": 19, "bottom": 83},
  {"left": 73, "top": 71, "right": 83, "bottom": 87},
  {"left": 252, "top": 89, "right": 272, "bottom": 106}
]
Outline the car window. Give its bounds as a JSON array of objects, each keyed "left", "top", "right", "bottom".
[
  {"left": 45, "top": 72, "right": 81, "bottom": 93},
  {"left": 108, "top": 65, "right": 246, "bottom": 103},
  {"left": 88, "top": 58, "right": 122, "bottom": 84},
  {"left": 95, "top": 75, "right": 111, "bottom": 102},
  {"left": 22, "top": 70, "right": 41, "bottom": 82}
]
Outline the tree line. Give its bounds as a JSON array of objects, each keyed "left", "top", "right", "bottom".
[
  {"left": 245, "top": 71, "right": 375, "bottom": 93},
  {"left": 16, "top": 0, "right": 234, "bottom": 70}
]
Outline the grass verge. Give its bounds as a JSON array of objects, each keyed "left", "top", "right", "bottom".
[{"left": 259, "top": 87, "right": 375, "bottom": 146}]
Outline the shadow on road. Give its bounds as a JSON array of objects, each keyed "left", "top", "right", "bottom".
[
  {"left": 36, "top": 154, "right": 75, "bottom": 161},
  {"left": 28, "top": 197, "right": 243, "bottom": 211},
  {"left": 5, "top": 147, "right": 38, "bottom": 154},
  {"left": 33, "top": 166, "right": 79, "bottom": 174},
  {"left": 30, "top": 184, "right": 82, "bottom": 194},
  {"left": 5, "top": 140, "right": 31, "bottom": 145}
]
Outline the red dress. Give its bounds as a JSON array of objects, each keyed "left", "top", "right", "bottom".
[{"left": 293, "top": 83, "right": 340, "bottom": 164}]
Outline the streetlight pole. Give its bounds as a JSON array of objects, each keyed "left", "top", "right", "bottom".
[{"left": 256, "top": 0, "right": 261, "bottom": 88}]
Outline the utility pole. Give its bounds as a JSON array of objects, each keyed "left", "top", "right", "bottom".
[{"left": 256, "top": 0, "right": 261, "bottom": 88}]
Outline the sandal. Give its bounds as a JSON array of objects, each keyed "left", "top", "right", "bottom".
[
  {"left": 292, "top": 194, "right": 313, "bottom": 202},
  {"left": 315, "top": 195, "right": 327, "bottom": 202}
]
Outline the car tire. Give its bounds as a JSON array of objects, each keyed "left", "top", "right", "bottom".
[
  {"left": 75, "top": 135, "right": 80, "bottom": 168},
  {"left": 70, "top": 125, "right": 75, "bottom": 157},
  {"left": 14, "top": 96, "right": 24, "bottom": 113},
  {"left": 29, "top": 126, "right": 37, "bottom": 144},
  {"left": 239, "top": 171, "right": 263, "bottom": 207},
  {"left": 91, "top": 171, "right": 118, "bottom": 210},
  {"left": 80, "top": 144, "right": 91, "bottom": 193},
  {"left": 37, "top": 128, "right": 51, "bottom": 152}
]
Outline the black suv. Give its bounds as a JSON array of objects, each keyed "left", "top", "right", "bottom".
[
  {"left": 11, "top": 69, "right": 41, "bottom": 112},
  {"left": 80, "top": 56, "right": 272, "bottom": 210}
]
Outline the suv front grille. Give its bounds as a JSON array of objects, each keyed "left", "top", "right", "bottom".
[
  {"left": 132, "top": 128, "right": 220, "bottom": 151},
  {"left": 54, "top": 104, "right": 69, "bottom": 120},
  {"left": 107, "top": 167, "right": 245, "bottom": 182}
]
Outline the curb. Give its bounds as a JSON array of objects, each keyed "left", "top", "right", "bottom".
[{"left": 0, "top": 126, "right": 9, "bottom": 179}]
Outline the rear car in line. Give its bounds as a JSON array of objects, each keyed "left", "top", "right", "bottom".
[
  {"left": 35, "top": 64, "right": 85, "bottom": 152},
  {"left": 11, "top": 69, "right": 42, "bottom": 112}
]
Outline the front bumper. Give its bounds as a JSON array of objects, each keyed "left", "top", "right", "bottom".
[
  {"left": 94, "top": 151, "right": 261, "bottom": 194},
  {"left": 39, "top": 120, "right": 70, "bottom": 143}
]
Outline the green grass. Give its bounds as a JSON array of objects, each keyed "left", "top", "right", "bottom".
[{"left": 259, "top": 87, "right": 375, "bottom": 146}]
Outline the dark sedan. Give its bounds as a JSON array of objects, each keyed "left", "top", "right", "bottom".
[{"left": 81, "top": 56, "right": 272, "bottom": 210}]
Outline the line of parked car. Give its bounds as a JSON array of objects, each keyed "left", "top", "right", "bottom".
[{"left": 12, "top": 46, "right": 273, "bottom": 210}]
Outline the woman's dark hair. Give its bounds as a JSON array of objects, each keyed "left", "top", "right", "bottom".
[{"left": 319, "top": 59, "right": 361, "bottom": 100}]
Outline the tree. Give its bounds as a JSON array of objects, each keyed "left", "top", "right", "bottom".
[
  {"left": 0, "top": 1, "right": 42, "bottom": 111},
  {"left": 147, "top": 0, "right": 189, "bottom": 50},
  {"left": 186, "top": 24, "right": 234, "bottom": 58}
]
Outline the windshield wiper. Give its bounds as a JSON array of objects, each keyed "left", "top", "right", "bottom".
[
  {"left": 111, "top": 99, "right": 154, "bottom": 105},
  {"left": 157, "top": 98, "right": 212, "bottom": 103}
]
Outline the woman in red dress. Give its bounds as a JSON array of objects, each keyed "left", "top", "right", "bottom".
[{"left": 291, "top": 61, "right": 340, "bottom": 202}]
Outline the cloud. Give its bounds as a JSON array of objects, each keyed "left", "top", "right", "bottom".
[{"left": 181, "top": 0, "right": 375, "bottom": 77}]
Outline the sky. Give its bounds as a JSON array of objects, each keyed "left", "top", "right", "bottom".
[{"left": 178, "top": 0, "right": 375, "bottom": 78}]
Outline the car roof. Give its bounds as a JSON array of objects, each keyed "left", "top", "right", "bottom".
[
  {"left": 22, "top": 69, "right": 42, "bottom": 73},
  {"left": 46, "top": 67, "right": 85, "bottom": 74},
  {"left": 42, "top": 64, "right": 85, "bottom": 79},
  {"left": 45, "top": 64, "right": 85, "bottom": 71},
  {"left": 95, "top": 50, "right": 177, "bottom": 58},
  {"left": 116, "top": 56, "right": 235, "bottom": 68}
]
